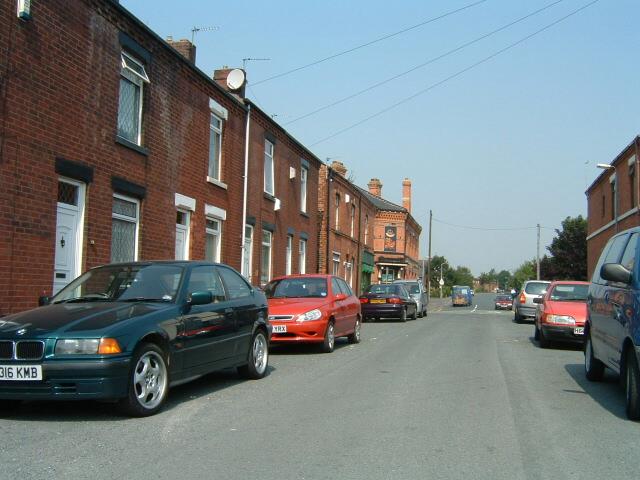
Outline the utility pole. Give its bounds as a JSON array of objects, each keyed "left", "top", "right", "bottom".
[
  {"left": 427, "top": 209, "right": 432, "bottom": 298},
  {"left": 536, "top": 223, "right": 541, "bottom": 280}
]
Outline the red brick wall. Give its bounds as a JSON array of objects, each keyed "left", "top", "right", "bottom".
[
  {"left": 586, "top": 138, "right": 640, "bottom": 277},
  {"left": 0, "top": 0, "right": 248, "bottom": 314}
]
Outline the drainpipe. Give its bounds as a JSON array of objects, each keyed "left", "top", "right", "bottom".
[
  {"left": 240, "top": 104, "right": 251, "bottom": 279},
  {"left": 326, "top": 166, "right": 333, "bottom": 274},
  {"left": 356, "top": 191, "right": 362, "bottom": 294}
]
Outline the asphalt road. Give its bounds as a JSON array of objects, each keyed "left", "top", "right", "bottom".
[{"left": 2, "top": 293, "right": 640, "bottom": 480}]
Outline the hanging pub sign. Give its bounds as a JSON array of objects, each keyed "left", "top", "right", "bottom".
[{"left": 384, "top": 226, "right": 397, "bottom": 252}]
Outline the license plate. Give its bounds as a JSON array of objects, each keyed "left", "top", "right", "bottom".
[
  {"left": 574, "top": 327, "right": 584, "bottom": 335},
  {"left": 370, "top": 299, "right": 385, "bottom": 304},
  {"left": 0, "top": 365, "right": 43, "bottom": 381},
  {"left": 272, "top": 325, "right": 287, "bottom": 333}
]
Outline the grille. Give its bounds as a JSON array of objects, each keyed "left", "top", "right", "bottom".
[
  {"left": 16, "top": 341, "right": 45, "bottom": 360},
  {"left": 0, "top": 341, "right": 44, "bottom": 360},
  {"left": 269, "top": 315, "right": 294, "bottom": 322},
  {"left": 0, "top": 341, "right": 13, "bottom": 359}
]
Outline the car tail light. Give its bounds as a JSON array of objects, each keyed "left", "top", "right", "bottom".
[
  {"left": 519, "top": 292, "right": 526, "bottom": 304},
  {"left": 359, "top": 297, "right": 368, "bottom": 304},
  {"left": 387, "top": 297, "right": 402, "bottom": 304}
]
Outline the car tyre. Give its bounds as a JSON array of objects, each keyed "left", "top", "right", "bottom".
[
  {"left": 626, "top": 349, "right": 640, "bottom": 420},
  {"left": 118, "top": 343, "right": 169, "bottom": 417},
  {"left": 534, "top": 324, "right": 540, "bottom": 341},
  {"left": 538, "top": 327, "right": 549, "bottom": 348},
  {"left": 400, "top": 308, "right": 407, "bottom": 323},
  {"left": 348, "top": 317, "right": 361, "bottom": 344},
  {"left": 238, "top": 329, "right": 269, "bottom": 379},
  {"left": 321, "top": 321, "right": 335, "bottom": 353},
  {"left": 410, "top": 307, "right": 417, "bottom": 320},
  {"left": 514, "top": 310, "right": 522, "bottom": 323},
  {"left": 584, "top": 332, "right": 604, "bottom": 381}
]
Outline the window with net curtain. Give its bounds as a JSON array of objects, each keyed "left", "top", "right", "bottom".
[
  {"left": 111, "top": 196, "right": 138, "bottom": 263},
  {"left": 117, "top": 51, "right": 149, "bottom": 145}
]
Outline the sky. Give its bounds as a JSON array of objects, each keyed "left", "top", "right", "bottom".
[{"left": 122, "top": 0, "right": 639, "bottom": 276}]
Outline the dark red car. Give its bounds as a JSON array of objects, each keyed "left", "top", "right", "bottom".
[
  {"left": 494, "top": 294, "right": 513, "bottom": 310},
  {"left": 534, "top": 281, "right": 589, "bottom": 348},
  {"left": 264, "top": 275, "right": 361, "bottom": 353}
]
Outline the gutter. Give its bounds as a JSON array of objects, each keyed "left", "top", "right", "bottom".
[{"left": 240, "top": 104, "right": 251, "bottom": 278}]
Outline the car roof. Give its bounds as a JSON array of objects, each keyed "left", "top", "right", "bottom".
[
  {"left": 270, "top": 274, "right": 333, "bottom": 281},
  {"left": 548, "top": 280, "right": 590, "bottom": 286}
]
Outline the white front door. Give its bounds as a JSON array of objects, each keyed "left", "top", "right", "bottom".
[
  {"left": 175, "top": 210, "right": 189, "bottom": 260},
  {"left": 243, "top": 225, "right": 253, "bottom": 282},
  {"left": 53, "top": 179, "right": 84, "bottom": 295}
]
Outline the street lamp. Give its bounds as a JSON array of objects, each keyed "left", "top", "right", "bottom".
[{"left": 438, "top": 261, "right": 448, "bottom": 299}]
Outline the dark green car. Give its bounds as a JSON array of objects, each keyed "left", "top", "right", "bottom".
[{"left": 0, "top": 261, "right": 270, "bottom": 416}]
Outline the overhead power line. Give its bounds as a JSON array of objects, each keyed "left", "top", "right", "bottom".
[
  {"left": 309, "top": 0, "right": 600, "bottom": 147},
  {"left": 433, "top": 217, "right": 537, "bottom": 231},
  {"left": 285, "top": 0, "right": 565, "bottom": 126},
  {"left": 251, "top": 0, "right": 488, "bottom": 86}
]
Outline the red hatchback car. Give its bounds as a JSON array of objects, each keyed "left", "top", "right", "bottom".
[
  {"left": 534, "top": 281, "right": 590, "bottom": 348},
  {"left": 264, "top": 275, "right": 361, "bottom": 353}
]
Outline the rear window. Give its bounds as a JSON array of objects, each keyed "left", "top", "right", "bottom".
[
  {"left": 396, "top": 282, "right": 420, "bottom": 294},
  {"left": 496, "top": 295, "right": 512, "bottom": 301},
  {"left": 524, "top": 282, "right": 549, "bottom": 295},
  {"left": 549, "top": 284, "right": 589, "bottom": 302},
  {"left": 366, "top": 284, "right": 400, "bottom": 295}
]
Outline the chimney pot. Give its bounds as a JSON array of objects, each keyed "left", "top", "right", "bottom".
[
  {"left": 368, "top": 178, "right": 382, "bottom": 197},
  {"left": 331, "top": 161, "right": 347, "bottom": 177}
]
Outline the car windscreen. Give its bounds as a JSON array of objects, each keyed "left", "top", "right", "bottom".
[
  {"left": 549, "top": 284, "right": 589, "bottom": 302},
  {"left": 366, "top": 284, "right": 400, "bottom": 296},
  {"left": 397, "top": 283, "right": 420, "bottom": 294},
  {"left": 264, "top": 277, "right": 328, "bottom": 298},
  {"left": 524, "top": 282, "right": 549, "bottom": 295},
  {"left": 453, "top": 287, "right": 469, "bottom": 295},
  {"left": 53, "top": 264, "right": 184, "bottom": 303}
]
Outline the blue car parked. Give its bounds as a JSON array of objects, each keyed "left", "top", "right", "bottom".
[{"left": 586, "top": 226, "right": 640, "bottom": 420}]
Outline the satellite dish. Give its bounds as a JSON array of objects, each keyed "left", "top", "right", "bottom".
[{"left": 226, "top": 69, "right": 246, "bottom": 91}]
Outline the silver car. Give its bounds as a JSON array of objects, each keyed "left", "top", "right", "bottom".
[
  {"left": 393, "top": 280, "right": 428, "bottom": 317},
  {"left": 513, "top": 280, "right": 550, "bottom": 322}
]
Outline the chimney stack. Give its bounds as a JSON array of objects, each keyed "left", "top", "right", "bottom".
[
  {"left": 213, "top": 68, "right": 247, "bottom": 99},
  {"left": 166, "top": 37, "right": 196, "bottom": 63},
  {"left": 368, "top": 178, "right": 382, "bottom": 197},
  {"left": 331, "top": 161, "right": 347, "bottom": 177},
  {"left": 402, "top": 178, "right": 412, "bottom": 212}
]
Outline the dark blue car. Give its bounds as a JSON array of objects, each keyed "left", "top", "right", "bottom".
[
  {"left": 0, "top": 261, "right": 270, "bottom": 416},
  {"left": 586, "top": 227, "right": 640, "bottom": 420}
]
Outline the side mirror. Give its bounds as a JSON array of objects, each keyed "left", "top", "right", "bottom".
[
  {"left": 189, "top": 291, "right": 213, "bottom": 306},
  {"left": 335, "top": 293, "right": 347, "bottom": 301},
  {"left": 38, "top": 296, "right": 51, "bottom": 306},
  {"left": 601, "top": 263, "right": 632, "bottom": 285},
  {"left": 533, "top": 297, "right": 543, "bottom": 304}
]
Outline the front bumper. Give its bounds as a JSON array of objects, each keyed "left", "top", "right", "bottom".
[
  {"left": 541, "top": 324, "right": 585, "bottom": 343},
  {"left": 0, "top": 356, "right": 131, "bottom": 400},
  {"left": 270, "top": 319, "right": 327, "bottom": 344}
]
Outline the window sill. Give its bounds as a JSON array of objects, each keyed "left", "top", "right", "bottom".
[
  {"left": 115, "top": 136, "right": 149, "bottom": 156},
  {"left": 207, "top": 176, "right": 228, "bottom": 189},
  {"left": 300, "top": 211, "right": 310, "bottom": 218},
  {"left": 263, "top": 192, "right": 276, "bottom": 202}
]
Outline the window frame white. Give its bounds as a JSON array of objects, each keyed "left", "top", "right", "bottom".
[
  {"left": 261, "top": 230, "right": 273, "bottom": 285},
  {"left": 175, "top": 209, "right": 191, "bottom": 260},
  {"left": 242, "top": 224, "right": 254, "bottom": 282},
  {"left": 334, "top": 193, "right": 340, "bottom": 230},
  {"left": 285, "top": 234, "right": 293, "bottom": 275},
  {"left": 207, "top": 113, "right": 223, "bottom": 181},
  {"left": 300, "top": 164, "right": 308, "bottom": 213},
  {"left": 364, "top": 214, "right": 369, "bottom": 245},
  {"left": 205, "top": 217, "right": 222, "bottom": 263},
  {"left": 350, "top": 203, "right": 356, "bottom": 237},
  {"left": 299, "top": 239, "right": 307, "bottom": 274},
  {"left": 111, "top": 193, "right": 140, "bottom": 262},
  {"left": 332, "top": 252, "right": 340, "bottom": 276},
  {"left": 264, "top": 139, "right": 275, "bottom": 196},
  {"left": 118, "top": 51, "right": 149, "bottom": 146}
]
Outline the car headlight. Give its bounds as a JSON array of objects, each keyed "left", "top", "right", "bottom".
[
  {"left": 55, "top": 338, "right": 122, "bottom": 355},
  {"left": 297, "top": 309, "right": 322, "bottom": 322},
  {"left": 546, "top": 315, "right": 575, "bottom": 325}
]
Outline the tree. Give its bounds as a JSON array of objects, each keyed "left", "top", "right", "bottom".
[
  {"left": 512, "top": 259, "right": 536, "bottom": 290},
  {"left": 451, "top": 266, "right": 474, "bottom": 287},
  {"left": 497, "top": 270, "right": 512, "bottom": 290},
  {"left": 545, "top": 215, "right": 587, "bottom": 280}
]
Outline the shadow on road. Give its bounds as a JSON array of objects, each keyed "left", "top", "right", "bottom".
[
  {"left": 565, "top": 363, "right": 626, "bottom": 419},
  {"left": 0, "top": 365, "right": 277, "bottom": 421},
  {"left": 269, "top": 338, "right": 351, "bottom": 356}
]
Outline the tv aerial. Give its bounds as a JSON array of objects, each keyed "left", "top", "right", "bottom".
[{"left": 191, "top": 26, "right": 219, "bottom": 44}]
